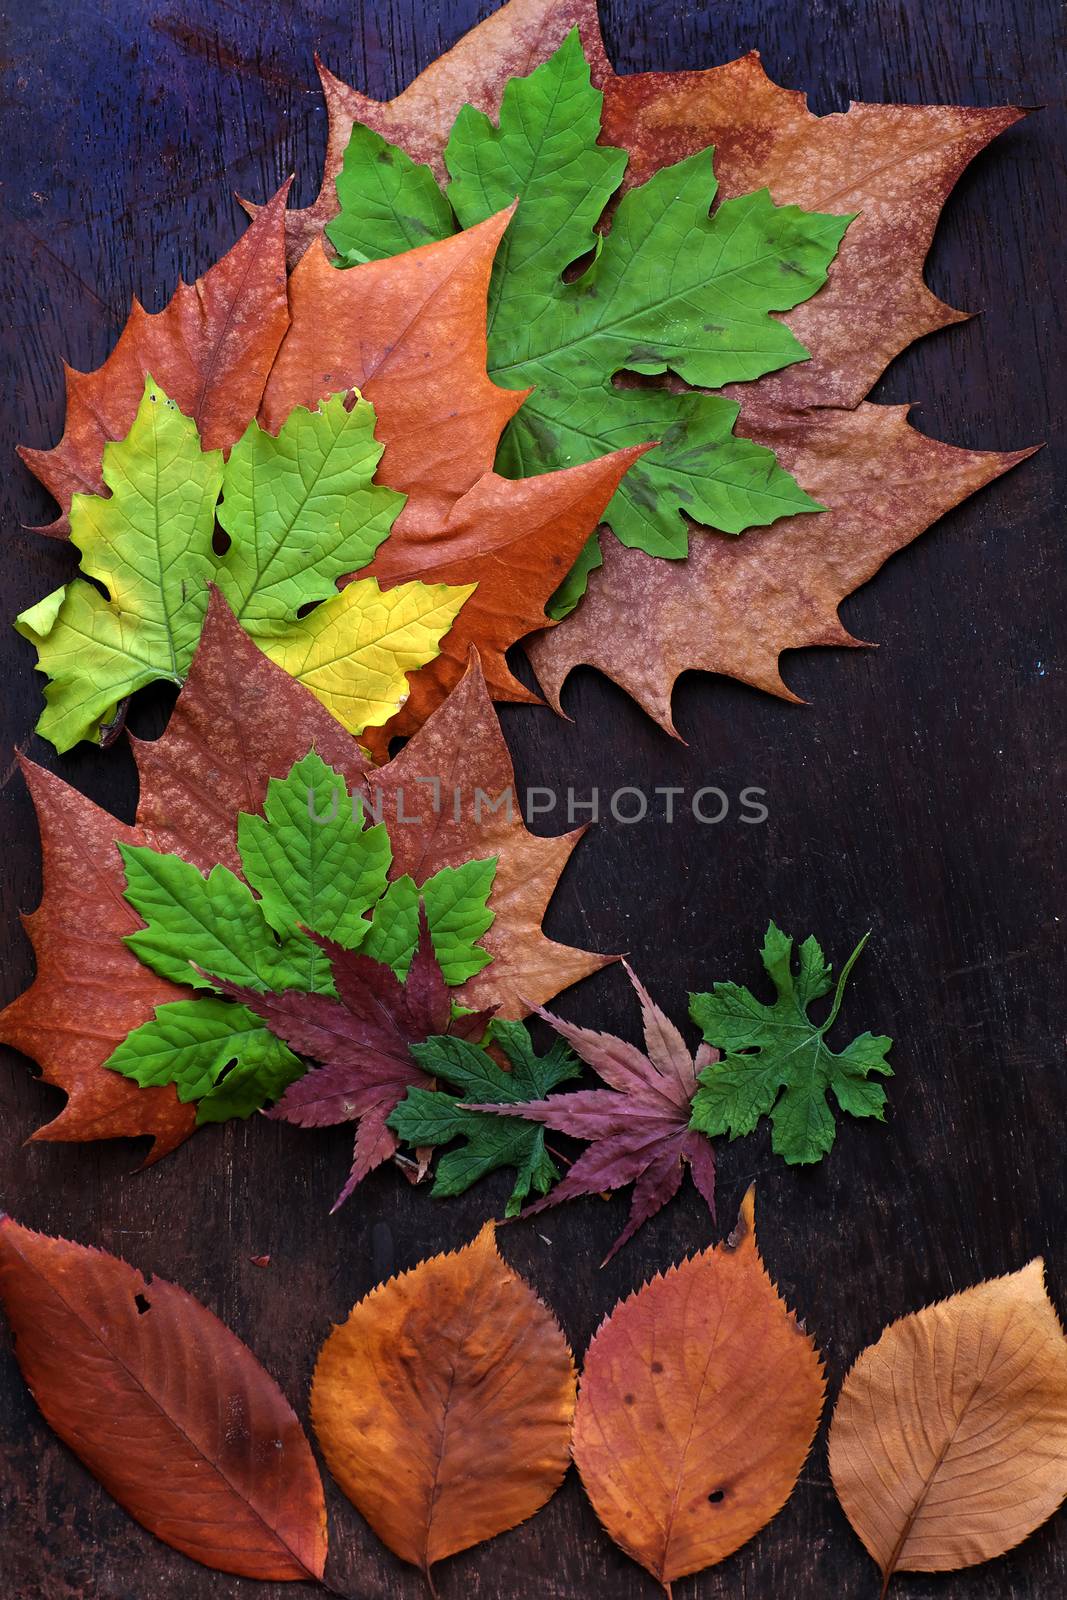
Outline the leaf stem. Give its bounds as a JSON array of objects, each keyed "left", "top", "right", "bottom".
[{"left": 824, "top": 930, "right": 870, "bottom": 1032}]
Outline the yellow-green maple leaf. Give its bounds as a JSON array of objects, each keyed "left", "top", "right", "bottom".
[{"left": 16, "top": 379, "right": 473, "bottom": 750}]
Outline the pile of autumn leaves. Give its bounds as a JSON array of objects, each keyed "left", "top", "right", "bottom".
[
  {"left": 2, "top": 0, "right": 1062, "bottom": 1593},
  {"left": 4, "top": 1200, "right": 1067, "bottom": 1596}
]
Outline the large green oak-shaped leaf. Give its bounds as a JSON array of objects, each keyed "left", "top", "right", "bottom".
[
  {"left": 327, "top": 30, "right": 850, "bottom": 582},
  {"left": 688, "top": 922, "right": 893, "bottom": 1165}
]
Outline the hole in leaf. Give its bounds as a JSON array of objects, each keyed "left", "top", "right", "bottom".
[
  {"left": 708, "top": 1488, "right": 726, "bottom": 1504},
  {"left": 134, "top": 1292, "right": 151, "bottom": 1315},
  {"left": 212, "top": 523, "right": 231, "bottom": 557}
]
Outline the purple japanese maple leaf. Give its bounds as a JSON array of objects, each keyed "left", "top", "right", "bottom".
[
  {"left": 467, "top": 962, "right": 717, "bottom": 1263},
  {"left": 210, "top": 909, "right": 494, "bottom": 1210}
]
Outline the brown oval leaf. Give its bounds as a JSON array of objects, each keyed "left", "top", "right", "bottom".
[
  {"left": 829, "top": 1259, "right": 1067, "bottom": 1593},
  {"left": 311, "top": 1221, "right": 575, "bottom": 1579},
  {"left": 573, "top": 1187, "right": 824, "bottom": 1587},
  {"left": 0, "top": 1218, "right": 327, "bottom": 1582}
]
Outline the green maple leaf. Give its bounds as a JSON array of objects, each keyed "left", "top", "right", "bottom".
[
  {"left": 688, "top": 922, "right": 893, "bottom": 1165},
  {"left": 388, "top": 1020, "right": 580, "bottom": 1215},
  {"left": 103, "top": 998, "right": 304, "bottom": 1125},
  {"left": 361, "top": 859, "right": 496, "bottom": 984},
  {"left": 327, "top": 29, "right": 851, "bottom": 602},
  {"left": 107, "top": 753, "right": 498, "bottom": 1118},
  {"left": 15, "top": 382, "right": 466, "bottom": 751}
]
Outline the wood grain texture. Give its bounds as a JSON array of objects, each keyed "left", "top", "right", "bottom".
[{"left": 0, "top": 1, "right": 1063, "bottom": 1596}]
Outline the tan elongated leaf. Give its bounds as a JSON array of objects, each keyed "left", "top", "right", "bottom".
[
  {"left": 829, "top": 1260, "right": 1067, "bottom": 1594},
  {"left": 311, "top": 1222, "right": 575, "bottom": 1579},
  {"left": 0, "top": 1218, "right": 327, "bottom": 1581},
  {"left": 574, "top": 1188, "right": 824, "bottom": 1588}
]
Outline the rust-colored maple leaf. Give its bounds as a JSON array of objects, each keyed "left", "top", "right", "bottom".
[
  {"left": 0, "top": 594, "right": 607, "bottom": 1155},
  {"left": 20, "top": 182, "right": 292, "bottom": 536},
  {"left": 291, "top": 0, "right": 1032, "bottom": 735}
]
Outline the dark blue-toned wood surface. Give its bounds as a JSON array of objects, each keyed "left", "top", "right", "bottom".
[{"left": 1, "top": 2, "right": 1064, "bottom": 1596}]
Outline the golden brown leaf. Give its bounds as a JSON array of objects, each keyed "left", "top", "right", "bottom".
[
  {"left": 829, "top": 1260, "right": 1067, "bottom": 1594},
  {"left": 573, "top": 1187, "right": 824, "bottom": 1589},
  {"left": 311, "top": 1221, "right": 575, "bottom": 1580},
  {"left": 0, "top": 1218, "right": 327, "bottom": 1581},
  {"left": 20, "top": 182, "right": 291, "bottom": 535}
]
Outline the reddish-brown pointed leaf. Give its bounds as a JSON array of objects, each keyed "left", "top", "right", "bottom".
[
  {"left": 311, "top": 1222, "right": 575, "bottom": 1576},
  {"left": 2, "top": 603, "right": 604, "bottom": 1152},
  {"left": 0, "top": 1218, "right": 327, "bottom": 1581},
  {"left": 362, "top": 441, "right": 649, "bottom": 742},
  {"left": 20, "top": 184, "right": 291, "bottom": 533},
  {"left": 574, "top": 1188, "right": 825, "bottom": 1587},
  {"left": 260, "top": 210, "right": 523, "bottom": 523},
  {"left": 469, "top": 962, "right": 716, "bottom": 1260},
  {"left": 0, "top": 759, "right": 193, "bottom": 1160}
]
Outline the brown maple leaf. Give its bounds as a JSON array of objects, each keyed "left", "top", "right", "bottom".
[
  {"left": 470, "top": 963, "right": 717, "bottom": 1262},
  {"left": 290, "top": 0, "right": 1033, "bottom": 734},
  {"left": 0, "top": 594, "right": 607, "bottom": 1153},
  {"left": 20, "top": 181, "right": 292, "bottom": 536},
  {"left": 215, "top": 911, "right": 496, "bottom": 1210}
]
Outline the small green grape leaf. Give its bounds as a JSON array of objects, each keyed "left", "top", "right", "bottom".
[{"left": 689, "top": 923, "right": 893, "bottom": 1165}]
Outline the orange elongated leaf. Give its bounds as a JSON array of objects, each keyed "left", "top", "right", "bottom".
[
  {"left": 1, "top": 599, "right": 605, "bottom": 1151},
  {"left": 20, "top": 182, "right": 291, "bottom": 534},
  {"left": 0, "top": 1218, "right": 327, "bottom": 1582},
  {"left": 528, "top": 404, "right": 1034, "bottom": 734},
  {"left": 573, "top": 1188, "right": 824, "bottom": 1589},
  {"left": 311, "top": 1221, "right": 575, "bottom": 1580},
  {"left": 829, "top": 1260, "right": 1067, "bottom": 1595},
  {"left": 259, "top": 0, "right": 610, "bottom": 264},
  {"left": 0, "top": 759, "right": 194, "bottom": 1160}
]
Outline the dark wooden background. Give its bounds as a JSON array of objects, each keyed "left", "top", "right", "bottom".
[{"left": 1, "top": 0, "right": 1064, "bottom": 1595}]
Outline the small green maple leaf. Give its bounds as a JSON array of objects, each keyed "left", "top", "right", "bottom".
[
  {"left": 106, "top": 753, "right": 498, "bottom": 1119},
  {"left": 688, "top": 923, "right": 893, "bottom": 1165},
  {"left": 388, "top": 1021, "right": 580, "bottom": 1215},
  {"left": 328, "top": 29, "right": 852, "bottom": 600}
]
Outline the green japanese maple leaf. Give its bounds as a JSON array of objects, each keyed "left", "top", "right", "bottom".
[
  {"left": 327, "top": 29, "right": 851, "bottom": 605},
  {"left": 388, "top": 1020, "right": 580, "bottom": 1214},
  {"left": 106, "top": 753, "right": 497, "bottom": 1121},
  {"left": 15, "top": 381, "right": 467, "bottom": 750},
  {"left": 688, "top": 923, "right": 893, "bottom": 1164}
]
